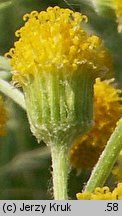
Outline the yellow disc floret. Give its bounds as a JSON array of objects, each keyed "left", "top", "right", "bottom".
[
  {"left": 0, "top": 95, "right": 7, "bottom": 136},
  {"left": 70, "top": 78, "right": 122, "bottom": 169},
  {"left": 6, "top": 6, "right": 112, "bottom": 86},
  {"left": 77, "top": 183, "right": 122, "bottom": 200}
]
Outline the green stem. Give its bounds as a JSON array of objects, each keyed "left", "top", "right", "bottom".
[
  {"left": 85, "top": 118, "right": 122, "bottom": 192},
  {"left": 51, "top": 143, "right": 69, "bottom": 200},
  {"left": 0, "top": 78, "right": 26, "bottom": 110}
]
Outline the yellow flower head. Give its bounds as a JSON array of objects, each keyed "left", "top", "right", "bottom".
[
  {"left": 70, "top": 78, "right": 122, "bottom": 169},
  {"left": 77, "top": 183, "right": 122, "bottom": 200},
  {"left": 6, "top": 6, "right": 112, "bottom": 86},
  {"left": 0, "top": 95, "right": 7, "bottom": 136}
]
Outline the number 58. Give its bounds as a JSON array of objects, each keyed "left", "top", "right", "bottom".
[{"left": 106, "top": 203, "right": 118, "bottom": 211}]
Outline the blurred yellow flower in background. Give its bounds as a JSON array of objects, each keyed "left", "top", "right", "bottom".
[
  {"left": 0, "top": 95, "right": 7, "bottom": 136},
  {"left": 77, "top": 183, "right": 122, "bottom": 200},
  {"left": 70, "top": 78, "right": 122, "bottom": 169}
]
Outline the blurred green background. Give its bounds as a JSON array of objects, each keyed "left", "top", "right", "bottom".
[{"left": 0, "top": 0, "right": 122, "bottom": 199}]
